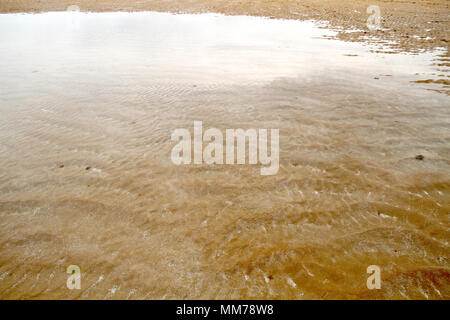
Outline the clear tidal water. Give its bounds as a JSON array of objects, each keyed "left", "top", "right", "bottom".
[{"left": 0, "top": 11, "right": 448, "bottom": 299}]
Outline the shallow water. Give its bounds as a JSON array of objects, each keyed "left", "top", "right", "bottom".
[{"left": 0, "top": 11, "right": 449, "bottom": 299}]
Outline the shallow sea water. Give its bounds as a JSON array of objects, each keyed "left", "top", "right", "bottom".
[{"left": 0, "top": 11, "right": 449, "bottom": 299}]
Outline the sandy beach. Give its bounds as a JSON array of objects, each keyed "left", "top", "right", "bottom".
[{"left": 0, "top": 2, "right": 448, "bottom": 300}]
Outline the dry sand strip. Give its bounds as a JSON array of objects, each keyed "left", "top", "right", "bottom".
[{"left": 0, "top": 0, "right": 448, "bottom": 54}]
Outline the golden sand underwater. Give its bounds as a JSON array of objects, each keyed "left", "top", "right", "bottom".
[{"left": 0, "top": 1, "right": 448, "bottom": 299}]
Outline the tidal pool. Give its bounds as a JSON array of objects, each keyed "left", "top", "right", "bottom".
[{"left": 0, "top": 12, "right": 448, "bottom": 299}]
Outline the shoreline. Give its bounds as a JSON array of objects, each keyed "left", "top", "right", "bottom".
[{"left": 0, "top": 0, "right": 448, "bottom": 55}]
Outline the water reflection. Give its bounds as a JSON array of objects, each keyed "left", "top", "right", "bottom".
[{"left": 0, "top": 11, "right": 445, "bottom": 86}]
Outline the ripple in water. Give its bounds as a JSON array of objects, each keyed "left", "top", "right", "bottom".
[{"left": 0, "top": 11, "right": 448, "bottom": 299}]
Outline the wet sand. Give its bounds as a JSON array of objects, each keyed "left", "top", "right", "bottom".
[
  {"left": 0, "top": 0, "right": 449, "bottom": 54},
  {"left": 0, "top": 7, "right": 449, "bottom": 300}
]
